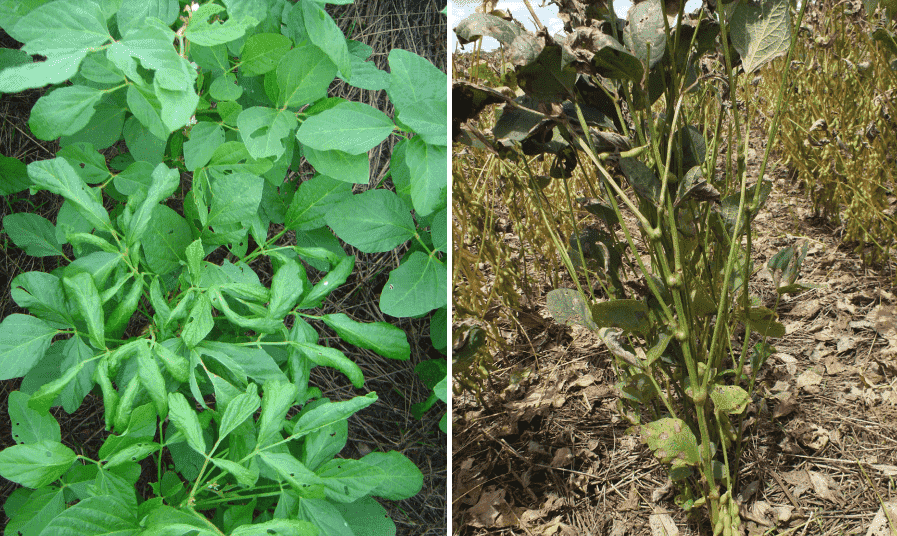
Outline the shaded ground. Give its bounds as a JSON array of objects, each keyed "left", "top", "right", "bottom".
[
  {"left": 0, "top": 2, "right": 447, "bottom": 535},
  {"left": 451, "top": 67, "right": 897, "bottom": 536}
]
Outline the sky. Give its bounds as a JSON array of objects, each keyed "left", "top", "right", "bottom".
[{"left": 449, "top": 0, "right": 703, "bottom": 51}]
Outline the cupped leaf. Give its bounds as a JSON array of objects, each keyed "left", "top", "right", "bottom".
[{"left": 322, "top": 313, "right": 411, "bottom": 361}]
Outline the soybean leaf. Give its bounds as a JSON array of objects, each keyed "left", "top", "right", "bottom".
[
  {"left": 63, "top": 272, "right": 105, "bottom": 348},
  {"left": 590, "top": 299, "right": 652, "bottom": 335},
  {"left": 623, "top": 0, "right": 667, "bottom": 69},
  {"left": 322, "top": 313, "right": 410, "bottom": 360},
  {"left": 141, "top": 204, "right": 192, "bottom": 275},
  {"left": 332, "top": 497, "right": 395, "bottom": 536},
  {"left": 60, "top": 96, "right": 127, "bottom": 151},
  {"left": 210, "top": 458, "right": 259, "bottom": 488},
  {"left": 277, "top": 41, "right": 338, "bottom": 109},
  {"left": 379, "top": 251, "right": 447, "bottom": 317},
  {"left": 199, "top": 341, "right": 288, "bottom": 384},
  {"left": 240, "top": 33, "right": 292, "bottom": 76},
  {"left": 122, "top": 116, "right": 166, "bottom": 166},
  {"left": 4, "top": 487, "right": 65, "bottom": 536},
  {"left": 167, "top": 392, "right": 206, "bottom": 454},
  {"left": 269, "top": 258, "right": 307, "bottom": 319},
  {"left": 116, "top": 0, "right": 180, "bottom": 34},
  {"left": 325, "top": 190, "right": 415, "bottom": 253},
  {"left": 230, "top": 519, "right": 318, "bottom": 536},
  {"left": 27, "top": 157, "right": 111, "bottom": 231},
  {"left": 237, "top": 106, "right": 298, "bottom": 160},
  {"left": 285, "top": 174, "right": 353, "bottom": 231},
  {"left": 298, "top": 499, "right": 352, "bottom": 536},
  {"left": 291, "top": 393, "right": 377, "bottom": 438},
  {"left": 0, "top": 315, "right": 57, "bottom": 381},
  {"left": 431, "top": 207, "right": 447, "bottom": 254},
  {"left": 359, "top": 451, "right": 424, "bottom": 500},
  {"left": 8, "top": 390, "right": 61, "bottom": 444},
  {"left": 129, "top": 163, "right": 180, "bottom": 243},
  {"left": 386, "top": 47, "right": 446, "bottom": 116},
  {"left": 29, "top": 85, "right": 104, "bottom": 140},
  {"left": 258, "top": 451, "right": 326, "bottom": 497},
  {"left": 316, "top": 458, "right": 384, "bottom": 503},
  {"left": 257, "top": 380, "right": 299, "bottom": 447},
  {"left": 33, "top": 336, "right": 94, "bottom": 414},
  {"left": 398, "top": 137, "right": 447, "bottom": 217},
  {"left": 3, "top": 213, "right": 64, "bottom": 257},
  {"left": 292, "top": 342, "right": 364, "bottom": 388},
  {"left": 641, "top": 417, "right": 700, "bottom": 469},
  {"left": 136, "top": 342, "right": 168, "bottom": 419},
  {"left": 103, "top": 441, "right": 161, "bottom": 469},
  {"left": 185, "top": 3, "right": 257, "bottom": 46},
  {"left": 218, "top": 391, "right": 261, "bottom": 441},
  {"left": 301, "top": 0, "right": 350, "bottom": 78},
  {"left": 300, "top": 419, "right": 347, "bottom": 471},
  {"left": 57, "top": 143, "right": 110, "bottom": 185},
  {"left": 710, "top": 385, "right": 750, "bottom": 415},
  {"left": 0, "top": 440, "right": 77, "bottom": 488},
  {"left": 726, "top": 0, "right": 791, "bottom": 74},
  {"left": 0, "top": 0, "right": 108, "bottom": 92},
  {"left": 296, "top": 101, "right": 394, "bottom": 155},
  {"left": 208, "top": 171, "right": 264, "bottom": 228},
  {"left": 0, "top": 155, "right": 29, "bottom": 195},
  {"left": 10, "top": 272, "right": 72, "bottom": 327},
  {"left": 302, "top": 145, "right": 369, "bottom": 184},
  {"left": 184, "top": 122, "right": 225, "bottom": 171},
  {"left": 35, "top": 494, "right": 139, "bottom": 536},
  {"left": 181, "top": 293, "right": 214, "bottom": 349}
]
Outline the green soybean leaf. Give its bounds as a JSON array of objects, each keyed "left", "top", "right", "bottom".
[
  {"left": 359, "top": 451, "right": 424, "bottom": 500},
  {"left": 277, "top": 41, "right": 338, "bottom": 109},
  {"left": 237, "top": 106, "right": 298, "bottom": 160},
  {"left": 326, "top": 190, "right": 415, "bottom": 253},
  {"left": 60, "top": 96, "right": 127, "bottom": 151},
  {"left": 386, "top": 48, "right": 445, "bottom": 113},
  {"left": 739, "top": 306, "right": 786, "bottom": 338},
  {"left": 103, "top": 441, "right": 161, "bottom": 469},
  {"left": 257, "top": 379, "right": 298, "bottom": 447},
  {"left": 63, "top": 272, "right": 105, "bottom": 349},
  {"left": 167, "top": 392, "right": 206, "bottom": 454},
  {"left": 379, "top": 251, "right": 447, "bottom": 317},
  {"left": 3, "top": 213, "right": 64, "bottom": 257},
  {"left": 218, "top": 391, "right": 261, "bottom": 441},
  {"left": 285, "top": 174, "right": 353, "bottom": 231},
  {"left": 57, "top": 142, "right": 111, "bottom": 185},
  {"left": 208, "top": 171, "right": 264, "bottom": 228},
  {"left": 0, "top": 0, "right": 109, "bottom": 92},
  {"left": 296, "top": 101, "right": 394, "bottom": 155},
  {"left": 332, "top": 497, "right": 395, "bottom": 536},
  {"left": 184, "top": 122, "right": 225, "bottom": 171},
  {"left": 590, "top": 299, "right": 652, "bottom": 335},
  {"left": 29, "top": 85, "right": 103, "bottom": 141},
  {"left": 641, "top": 417, "right": 700, "bottom": 469},
  {"left": 0, "top": 319, "right": 64, "bottom": 383},
  {"left": 298, "top": 499, "right": 352, "bottom": 536},
  {"left": 0, "top": 440, "right": 77, "bottom": 488},
  {"left": 140, "top": 504, "right": 216, "bottom": 536},
  {"left": 0, "top": 154, "right": 29, "bottom": 195},
  {"left": 710, "top": 384, "right": 750, "bottom": 415},
  {"left": 322, "top": 313, "right": 410, "bottom": 361},
  {"left": 299, "top": 255, "right": 354, "bottom": 308},
  {"left": 137, "top": 341, "right": 168, "bottom": 419},
  {"left": 28, "top": 356, "right": 88, "bottom": 415},
  {"left": 116, "top": 0, "right": 180, "bottom": 34},
  {"left": 181, "top": 293, "right": 214, "bottom": 349},
  {"left": 291, "top": 392, "right": 377, "bottom": 438},
  {"left": 726, "top": 0, "right": 791, "bottom": 74},
  {"left": 301, "top": 0, "right": 350, "bottom": 78},
  {"left": 35, "top": 494, "right": 139, "bottom": 536},
  {"left": 185, "top": 3, "right": 257, "bottom": 46},
  {"left": 154, "top": 340, "right": 190, "bottom": 383},
  {"left": 27, "top": 157, "right": 111, "bottom": 231},
  {"left": 269, "top": 258, "right": 307, "bottom": 318},
  {"left": 210, "top": 458, "right": 259, "bottom": 488},
  {"left": 623, "top": 0, "right": 667, "bottom": 69},
  {"left": 293, "top": 343, "right": 364, "bottom": 388},
  {"left": 125, "top": 85, "right": 168, "bottom": 140},
  {"left": 302, "top": 145, "right": 369, "bottom": 184},
  {"left": 258, "top": 451, "right": 326, "bottom": 497},
  {"left": 240, "top": 33, "right": 292, "bottom": 76},
  {"left": 129, "top": 163, "right": 180, "bottom": 243},
  {"left": 4, "top": 487, "right": 65, "bottom": 536},
  {"left": 398, "top": 137, "right": 447, "bottom": 216},
  {"left": 230, "top": 519, "right": 318, "bottom": 536},
  {"left": 316, "top": 458, "right": 384, "bottom": 503},
  {"left": 141, "top": 204, "right": 192, "bottom": 275},
  {"left": 122, "top": 116, "right": 165, "bottom": 166},
  {"left": 431, "top": 208, "right": 447, "bottom": 254},
  {"left": 8, "top": 390, "right": 61, "bottom": 444}
]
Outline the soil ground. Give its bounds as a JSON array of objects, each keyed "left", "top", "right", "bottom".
[
  {"left": 451, "top": 64, "right": 897, "bottom": 536},
  {"left": 0, "top": 2, "right": 447, "bottom": 535}
]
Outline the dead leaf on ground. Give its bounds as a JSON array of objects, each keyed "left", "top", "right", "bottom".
[
  {"left": 467, "top": 488, "right": 513, "bottom": 528},
  {"left": 808, "top": 470, "right": 844, "bottom": 505},
  {"left": 866, "top": 501, "right": 897, "bottom": 536},
  {"left": 550, "top": 447, "right": 574, "bottom": 467},
  {"left": 649, "top": 512, "right": 679, "bottom": 536},
  {"left": 868, "top": 305, "right": 897, "bottom": 355},
  {"left": 796, "top": 369, "right": 823, "bottom": 392}
]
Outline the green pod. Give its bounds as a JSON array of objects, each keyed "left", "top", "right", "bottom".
[
  {"left": 94, "top": 360, "right": 118, "bottom": 431},
  {"left": 106, "top": 274, "right": 145, "bottom": 340},
  {"left": 114, "top": 375, "right": 141, "bottom": 432}
]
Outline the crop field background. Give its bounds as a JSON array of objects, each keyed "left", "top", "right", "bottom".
[
  {"left": 452, "top": 0, "right": 897, "bottom": 534},
  {"left": 0, "top": 1, "right": 447, "bottom": 534}
]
